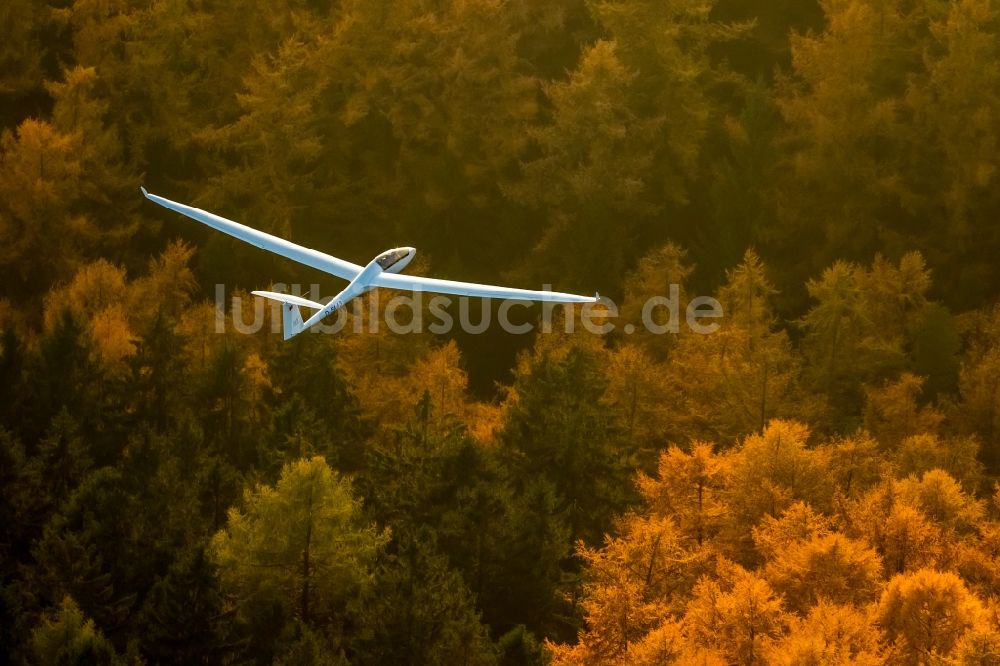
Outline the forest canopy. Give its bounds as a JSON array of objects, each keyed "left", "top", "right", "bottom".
[{"left": 3, "top": 0, "right": 1000, "bottom": 664}]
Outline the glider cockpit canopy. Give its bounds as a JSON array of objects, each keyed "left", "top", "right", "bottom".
[{"left": 376, "top": 247, "right": 414, "bottom": 272}]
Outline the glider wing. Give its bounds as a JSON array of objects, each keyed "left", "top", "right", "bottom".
[
  {"left": 141, "top": 188, "right": 362, "bottom": 280},
  {"left": 370, "top": 272, "right": 597, "bottom": 303}
]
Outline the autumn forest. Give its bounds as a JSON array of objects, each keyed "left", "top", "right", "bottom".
[{"left": 3, "top": 0, "right": 1000, "bottom": 663}]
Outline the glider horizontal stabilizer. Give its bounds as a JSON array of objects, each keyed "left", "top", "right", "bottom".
[{"left": 251, "top": 290, "right": 325, "bottom": 310}]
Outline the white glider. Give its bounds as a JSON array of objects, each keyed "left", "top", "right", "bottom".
[{"left": 141, "top": 188, "right": 597, "bottom": 339}]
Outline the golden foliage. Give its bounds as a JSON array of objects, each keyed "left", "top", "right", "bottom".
[
  {"left": 877, "top": 568, "right": 987, "bottom": 664},
  {"left": 863, "top": 373, "right": 945, "bottom": 448},
  {"left": 550, "top": 418, "right": 1000, "bottom": 665},
  {"left": 764, "top": 533, "right": 883, "bottom": 611},
  {"left": 764, "top": 601, "right": 886, "bottom": 666},
  {"left": 684, "top": 559, "right": 788, "bottom": 665},
  {"left": 407, "top": 340, "right": 470, "bottom": 430},
  {"left": 637, "top": 443, "right": 730, "bottom": 547}
]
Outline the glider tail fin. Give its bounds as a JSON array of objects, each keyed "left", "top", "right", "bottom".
[
  {"left": 251, "top": 290, "right": 324, "bottom": 340},
  {"left": 282, "top": 302, "right": 305, "bottom": 340}
]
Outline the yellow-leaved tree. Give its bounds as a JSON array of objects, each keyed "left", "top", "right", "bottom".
[
  {"left": 637, "top": 443, "right": 730, "bottom": 548},
  {"left": 683, "top": 559, "right": 788, "bottom": 665},
  {"left": 876, "top": 568, "right": 988, "bottom": 664},
  {"left": 764, "top": 600, "right": 886, "bottom": 665},
  {"left": 547, "top": 516, "right": 694, "bottom": 665}
]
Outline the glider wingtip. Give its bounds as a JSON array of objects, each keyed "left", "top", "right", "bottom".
[{"left": 140, "top": 185, "right": 149, "bottom": 198}]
